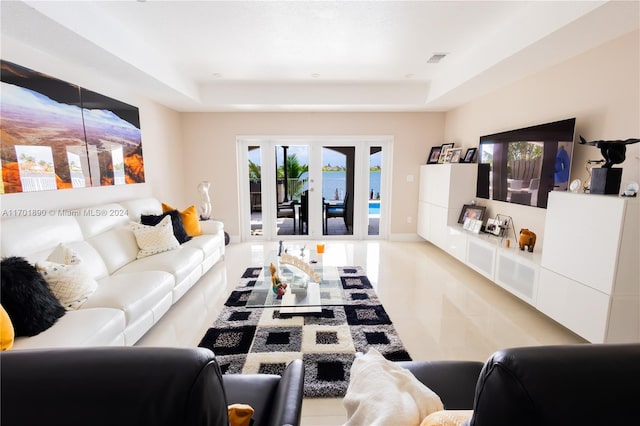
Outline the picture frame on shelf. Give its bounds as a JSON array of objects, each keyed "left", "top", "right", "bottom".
[
  {"left": 427, "top": 146, "right": 442, "bottom": 164},
  {"left": 462, "top": 147, "right": 477, "bottom": 163},
  {"left": 450, "top": 148, "right": 463, "bottom": 163},
  {"left": 443, "top": 148, "right": 454, "bottom": 163},
  {"left": 457, "top": 204, "right": 486, "bottom": 224},
  {"left": 486, "top": 218, "right": 502, "bottom": 236},
  {"left": 438, "top": 143, "right": 454, "bottom": 163},
  {"left": 463, "top": 217, "right": 483, "bottom": 233}
]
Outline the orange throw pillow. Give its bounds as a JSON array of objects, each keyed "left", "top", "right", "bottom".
[
  {"left": 421, "top": 410, "right": 473, "bottom": 426},
  {"left": 1, "top": 304, "right": 15, "bottom": 351},
  {"left": 228, "top": 404, "right": 254, "bottom": 426},
  {"left": 162, "top": 203, "right": 202, "bottom": 236}
]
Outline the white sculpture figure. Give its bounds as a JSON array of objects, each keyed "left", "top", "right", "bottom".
[{"left": 197, "top": 181, "right": 212, "bottom": 220}]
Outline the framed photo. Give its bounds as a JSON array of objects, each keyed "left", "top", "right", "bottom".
[
  {"left": 462, "top": 147, "right": 477, "bottom": 163},
  {"left": 442, "top": 148, "right": 454, "bottom": 163},
  {"left": 463, "top": 217, "right": 483, "bottom": 233},
  {"left": 427, "top": 146, "right": 442, "bottom": 164},
  {"left": 450, "top": 148, "right": 463, "bottom": 163},
  {"left": 458, "top": 204, "right": 486, "bottom": 224},
  {"left": 438, "top": 143, "right": 454, "bottom": 163},
  {"left": 486, "top": 218, "right": 502, "bottom": 236}
]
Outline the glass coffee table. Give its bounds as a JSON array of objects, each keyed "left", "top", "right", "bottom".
[{"left": 245, "top": 248, "right": 345, "bottom": 314}]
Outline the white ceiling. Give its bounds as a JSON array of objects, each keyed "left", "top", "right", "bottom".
[{"left": 2, "top": 1, "right": 639, "bottom": 112}]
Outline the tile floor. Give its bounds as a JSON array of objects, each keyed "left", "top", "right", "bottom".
[{"left": 136, "top": 240, "right": 585, "bottom": 425}]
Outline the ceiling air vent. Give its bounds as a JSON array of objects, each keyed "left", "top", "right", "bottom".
[{"left": 427, "top": 53, "right": 448, "bottom": 64}]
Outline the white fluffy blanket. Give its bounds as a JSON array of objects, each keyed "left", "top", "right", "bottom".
[{"left": 343, "top": 348, "right": 444, "bottom": 426}]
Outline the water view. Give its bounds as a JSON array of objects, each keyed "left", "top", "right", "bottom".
[{"left": 322, "top": 171, "right": 381, "bottom": 201}]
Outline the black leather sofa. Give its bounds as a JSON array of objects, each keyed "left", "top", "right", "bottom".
[
  {"left": 400, "top": 343, "right": 640, "bottom": 426},
  {"left": 0, "top": 347, "right": 304, "bottom": 426}
]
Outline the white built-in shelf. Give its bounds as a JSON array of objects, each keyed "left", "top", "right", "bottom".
[{"left": 418, "top": 165, "right": 639, "bottom": 343}]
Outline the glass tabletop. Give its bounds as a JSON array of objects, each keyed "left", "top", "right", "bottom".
[{"left": 245, "top": 248, "right": 345, "bottom": 312}]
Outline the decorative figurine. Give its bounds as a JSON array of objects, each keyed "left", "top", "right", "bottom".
[
  {"left": 268, "top": 263, "right": 288, "bottom": 297},
  {"left": 197, "top": 181, "right": 212, "bottom": 220},
  {"left": 578, "top": 137, "right": 639, "bottom": 168},
  {"left": 518, "top": 229, "right": 537, "bottom": 252},
  {"left": 579, "top": 137, "right": 640, "bottom": 194},
  {"left": 280, "top": 253, "right": 321, "bottom": 283}
]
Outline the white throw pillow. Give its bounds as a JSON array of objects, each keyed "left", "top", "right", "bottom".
[
  {"left": 36, "top": 244, "right": 98, "bottom": 310},
  {"left": 46, "top": 242, "right": 82, "bottom": 265},
  {"left": 342, "top": 348, "right": 444, "bottom": 426},
  {"left": 130, "top": 215, "right": 180, "bottom": 259}
]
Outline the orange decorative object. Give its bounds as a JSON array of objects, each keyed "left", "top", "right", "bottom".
[{"left": 518, "top": 229, "right": 536, "bottom": 252}]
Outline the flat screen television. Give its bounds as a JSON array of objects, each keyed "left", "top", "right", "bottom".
[{"left": 476, "top": 118, "right": 576, "bottom": 209}]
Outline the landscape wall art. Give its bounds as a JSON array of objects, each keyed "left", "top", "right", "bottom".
[{"left": 0, "top": 60, "right": 145, "bottom": 194}]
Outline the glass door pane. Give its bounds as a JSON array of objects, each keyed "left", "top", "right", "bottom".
[
  {"left": 275, "top": 145, "right": 309, "bottom": 236},
  {"left": 247, "top": 145, "right": 263, "bottom": 237},
  {"left": 368, "top": 147, "right": 382, "bottom": 236},
  {"left": 322, "top": 146, "right": 353, "bottom": 236}
]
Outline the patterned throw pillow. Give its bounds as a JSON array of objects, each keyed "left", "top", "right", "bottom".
[
  {"left": 36, "top": 263, "right": 97, "bottom": 311},
  {"left": 46, "top": 243, "right": 82, "bottom": 265},
  {"left": 130, "top": 215, "right": 180, "bottom": 258},
  {"left": 36, "top": 244, "right": 98, "bottom": 311},
  {"left": 141, "top": 210, "right": 191, "bottom": 244}
]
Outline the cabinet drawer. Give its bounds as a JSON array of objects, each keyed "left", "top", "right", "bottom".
[
  {"left": 445, "top": 227, "right": 467, "bottom": 262},
  {"left": 466, "top": 238, "right": 496, "bottom": 280},
  {"left": 496, "top": 251, "right": 539, "bottom": 304},
  {"left": 537, "top": 268, "right": 610, "bottom": 343}
]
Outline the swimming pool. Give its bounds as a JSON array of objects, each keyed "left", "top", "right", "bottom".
[{"left": 368, "top": 200, "right": 380, "bottom": 215}]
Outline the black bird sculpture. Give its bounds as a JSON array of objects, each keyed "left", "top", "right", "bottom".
[{"left": 579, "top": 136, "right": 640, "bottom": 168}]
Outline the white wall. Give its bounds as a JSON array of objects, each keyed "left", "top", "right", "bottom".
[
  {"left": 0, "top": 37, "right": 186, "bottom": 214},
  {"left": 179, "top": 112, "right": 445, "bottom": 238},
  {"left": 444, "top": 30, "right": 640, "bottom": 248},
  {"left": 3, "top": 29, "right": 637, "bottom": 244}
]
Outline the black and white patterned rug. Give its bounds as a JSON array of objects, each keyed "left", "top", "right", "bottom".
[{"left": 198, "top": 266, "right": 411, "bottom": 398}]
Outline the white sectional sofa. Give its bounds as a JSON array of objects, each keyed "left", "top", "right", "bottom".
[{"left": 0, "top": 197, "right": 225, "bottom": 350}]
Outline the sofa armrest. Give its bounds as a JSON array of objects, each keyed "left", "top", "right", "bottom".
[
  {"left": 199, "top": 220, "right": 224, "bottom": 235},
  {"left": 223, "top": 359, "right": 304, "bottom": 426},
  {"left": 397, "top": 360, "right": 483, "bottom": 410}
]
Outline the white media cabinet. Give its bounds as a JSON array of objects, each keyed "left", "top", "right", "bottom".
[{"left": 418, "top": 164, "right": 639, "bottom": 343}]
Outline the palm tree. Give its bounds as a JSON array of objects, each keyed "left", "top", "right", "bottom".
[
  {"left": 248, "top": 160, "right": 261, "bottom": 181},
  {"left": 278, "top": 153, "right": 308, "bottom": 179}
]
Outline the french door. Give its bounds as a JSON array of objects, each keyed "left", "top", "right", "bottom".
[{"left": 237, "top": 137, "right": 391, "bottom": 241}]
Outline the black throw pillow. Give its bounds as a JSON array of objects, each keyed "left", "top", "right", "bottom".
[
  {"left": 141, "top": 210, "right": 191, "bottom": 244},
  {"left": 0, "top": 256, "right": 66, "bottom": 337}
]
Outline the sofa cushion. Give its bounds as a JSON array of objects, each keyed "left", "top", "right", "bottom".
[
  {"left": 115, "top": 246, "right": 204, "bottom": 286},
  {"left": 83, "top": 271, "right": 174, "bottom": 325},
  {"left": 0, "top": 257, "right": 66, "bottom": 337},
  {"left": 162, "top": 203, "right": 202, "bottom": 236},
  {"left": 88, "top": 227, "right": 140, "bottom": 274},
  {"left": 74, "top": 204, "right": 130, "bottom": 239},
  {"left": 119, "top": 198, "right": 163, "bottom": 222},
  {"left": 11, "top": 308, "right": 126, "bottom": 349},
  {"left": 130, "top": 216, "right": 181, "bottom": 259},
  {"left": 141, "top": 210, "right": 191, "bottom": 244},
  {"left": 0, "top": 216, "right": 83, "bottom": 258}
]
